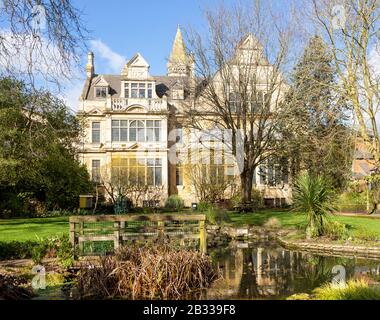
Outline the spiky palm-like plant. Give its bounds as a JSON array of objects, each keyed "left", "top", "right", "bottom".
[{"left": 293, "top": 172, "right": 336, "bottom": 239}]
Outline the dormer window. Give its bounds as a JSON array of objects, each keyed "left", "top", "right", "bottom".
[
  {"left": 95, "top": 87, "right": 107, "bottom": 99},
  {"left": 172, "top": 88, "right": 184, "bottom": 100},
  {"left": 124, "top": 82, "right": 155, "bottom": 99}
]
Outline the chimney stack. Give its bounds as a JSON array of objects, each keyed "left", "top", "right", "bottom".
[{"left": 86, "top": 51, "right": 95, "bottom": 78}]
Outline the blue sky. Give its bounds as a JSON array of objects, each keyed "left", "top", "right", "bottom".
[
  {"left": 73, "top": 0, "right": 235, "bottom": 75},
  {"left": 62, "top": 0, "right": 238, "bottom": 109},
  {"left": 63, "top": 0, "right": 298, "bottom": 110}
]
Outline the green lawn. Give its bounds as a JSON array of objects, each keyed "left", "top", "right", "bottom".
[
  {"left": 229, "top": 210, "right": 306, "bottom": 228},
  {"left": 229, "top": 210, "right": 380, "bottom": 238},
  {"left": 1, "top": 211, "right": 380, "bottom": 243},
  {"left": 0, "top": 217, "right": 69, "bottom": 242}
]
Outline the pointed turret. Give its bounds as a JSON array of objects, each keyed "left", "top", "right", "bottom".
[{"left": 167, "top": 25, "right": 189, "bottom": 77}]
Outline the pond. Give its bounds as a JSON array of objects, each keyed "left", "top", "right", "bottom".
[
  {"left": 205, "top": 240, "right": 380, "bottom": 300},
  {"left": 32, "top": 239, "right": 380, "bottom": 300}
]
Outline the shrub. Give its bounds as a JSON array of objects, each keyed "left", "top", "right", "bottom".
[
  {"left": 251, "top": 189, "right": 264, "bottom": 209},
  {"left": 197, "top": 201, "right": 213, "bottom": 212},
  {"left": 313, "top": 280, "right": 380, "bottom": 300},
  {"left": 77, "top": 245, "right": 219, "bottom": 300},
  {"left": 263, "top": 217, "right": 282, "bottom": 229},
  {"left": 165, "top": 195, "right": 184, "bottom": 211},
  {"left": 0, "top": 241, "right": 37, "bottom": 260},
  {"left": 293, "top": 172, "right": 336, "bottom": 238},
  {"left": 55, "top": 235, "right": 74, "bottom": 268},
  {"left": 336, "top": 191, "right": 367, "bottom": 212},
  {"left": 286, "top": 293, "right": 311, "bottom": 300},
  {"left": 230, "top": 195, "right": 242, "bottom": 208},
  {"left": 31, "top": 241, "right": 48, "bottom": 264},
  {"left": 325, "top": 221, "right": 349, "bottom": 240},
  {"left": 205, "top": 206, "right": 231, "bottom": 225},
  {"left": 230, "top": 189, "right": 264, "bottom": 211},
  {"left": 0, "top": 236, "right": 73, "bottom": 268},
  {"left": 354, "top": 229, "right": 379, "bottom": 242}
]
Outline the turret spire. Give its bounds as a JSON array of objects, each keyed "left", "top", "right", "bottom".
[
  {"left": 167, "top": 25, "right": 189, "bottom": 77},
  {"left": 169, "top": 25, "right": 187, "bottom": 63}
]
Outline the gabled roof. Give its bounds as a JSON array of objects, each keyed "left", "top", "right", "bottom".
[
  {"left": 237, "top": 33, "right": 263, "bottom": 51},
  {"left": 93, "top": 75, "right": 110, "bottom": 87},
  {"left": 126, "top": 53, "right": 150, "bottom": 68}
]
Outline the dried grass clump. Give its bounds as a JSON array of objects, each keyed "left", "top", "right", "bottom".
[
  {"left": 77, "top": 245, "right": 219, "bottom": 300},
  {"left": 264, "top": 217, "right": 281, "bottom": 229},
  {"left": 0, "top": 274, "right": 35, "bottom": 300}
]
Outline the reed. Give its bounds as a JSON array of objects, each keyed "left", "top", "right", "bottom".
[{"left": 77, "top": 245, "right": 219, "bottom": 300}]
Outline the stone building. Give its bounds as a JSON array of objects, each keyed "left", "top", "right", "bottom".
[{"left": 77, "top": 27, "right": 292, "bottom": 207}]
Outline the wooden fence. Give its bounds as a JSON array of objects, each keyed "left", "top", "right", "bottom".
[{"left": 69, "top": 214, "right": 207, "bottom": 257}]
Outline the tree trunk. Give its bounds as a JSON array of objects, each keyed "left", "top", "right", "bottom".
[{"left": 240, "top": 168, "right": 253, "bottom": 204}]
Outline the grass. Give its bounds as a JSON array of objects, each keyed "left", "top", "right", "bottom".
[
  {"left": 228, "top": 210, "right": 380, "bottom": 240},
  {"left": 1, "top": 210, "right": 380, "bottom": 243},
  {"left": 229, "top": 210, "right": 306, "bottom": 229},
  {"left": 0, "top": 217, "right": 69, "bottom": 242},
  {"left": 313, "top": 280, "right": 380, "bottom": 300},
  {"left": 287, "top": 280, "right": 380, "bottom": 300}
]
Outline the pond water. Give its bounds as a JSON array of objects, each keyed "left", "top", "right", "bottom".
[
  {"left": 205, "top": 240, "right": 380, "bottom": 300},
  {"left": 33, "top": 240, "right": 380, "bottom": 300}
]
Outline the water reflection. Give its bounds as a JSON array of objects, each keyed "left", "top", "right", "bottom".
[{"left": 206, "top": 241, "right": 380, "bottom": 300}]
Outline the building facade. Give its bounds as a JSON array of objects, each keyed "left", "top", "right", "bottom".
[{"left": 77, "top": 27, "right": 292, "bottom": 207}]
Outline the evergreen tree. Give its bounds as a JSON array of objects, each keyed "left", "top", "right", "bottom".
[
  {"left": 282, "top": 36, "right": 353, "bottom": 189},
  {"left": 0, "top": 78, "right": 92, "bottom": 215}
]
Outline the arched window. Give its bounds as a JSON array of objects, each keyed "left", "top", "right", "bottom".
[{"left": 129, "top": 120, "right": 145, "bottom": 142}]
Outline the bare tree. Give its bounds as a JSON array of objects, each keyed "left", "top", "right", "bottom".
[
  {"left": 0, "top": 0, "right": 87, "bottom": 90},
  {"left": 99, "top": 162, "right": 164, "bottom": 208},
  {"left": 184, "top": 1, "right": 294, "bottom": 203},
  {"left": 185, "top": 162, "right": 237, "bottom": 203},
  {"left": 311, "top": 0, "right": 380, "bottom": 168}
]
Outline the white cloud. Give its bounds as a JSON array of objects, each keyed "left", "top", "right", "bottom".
[
  {"left": 90, "top": 39, "right": 125, "bottom": 73},
  {"left": 369, "top": 46, "right": 380, "bottom": 76},
  {"left": 0, "top": 28, "right": 72, "bottom": 90},
  {"left": 60, "top": 40, "right": 126, "bottom": 110},
  {"left": 61, "top": 78, "right": 85, "bottom": 111}
]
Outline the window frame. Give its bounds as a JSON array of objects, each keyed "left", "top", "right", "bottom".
[
  {"left": 228, "top": 92, "right": 241, "bottom": 113},
  {"left": 91, "top": 122, "right": 101, "bottom": 144},
  {"left": 95, "top": 86, "right": 108, "bottom": 99},
  {"left": 123, "top": 81, "right": 155, "bottom": 99},
  {"left": 112, "top": 158, "right": 162, "bottom": 186},
  {"left": 92, "top": 159, "right": 101, "bottom": 183},
  {"left": 111, "top": 119, "right": 162, "bottom": 142}
]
